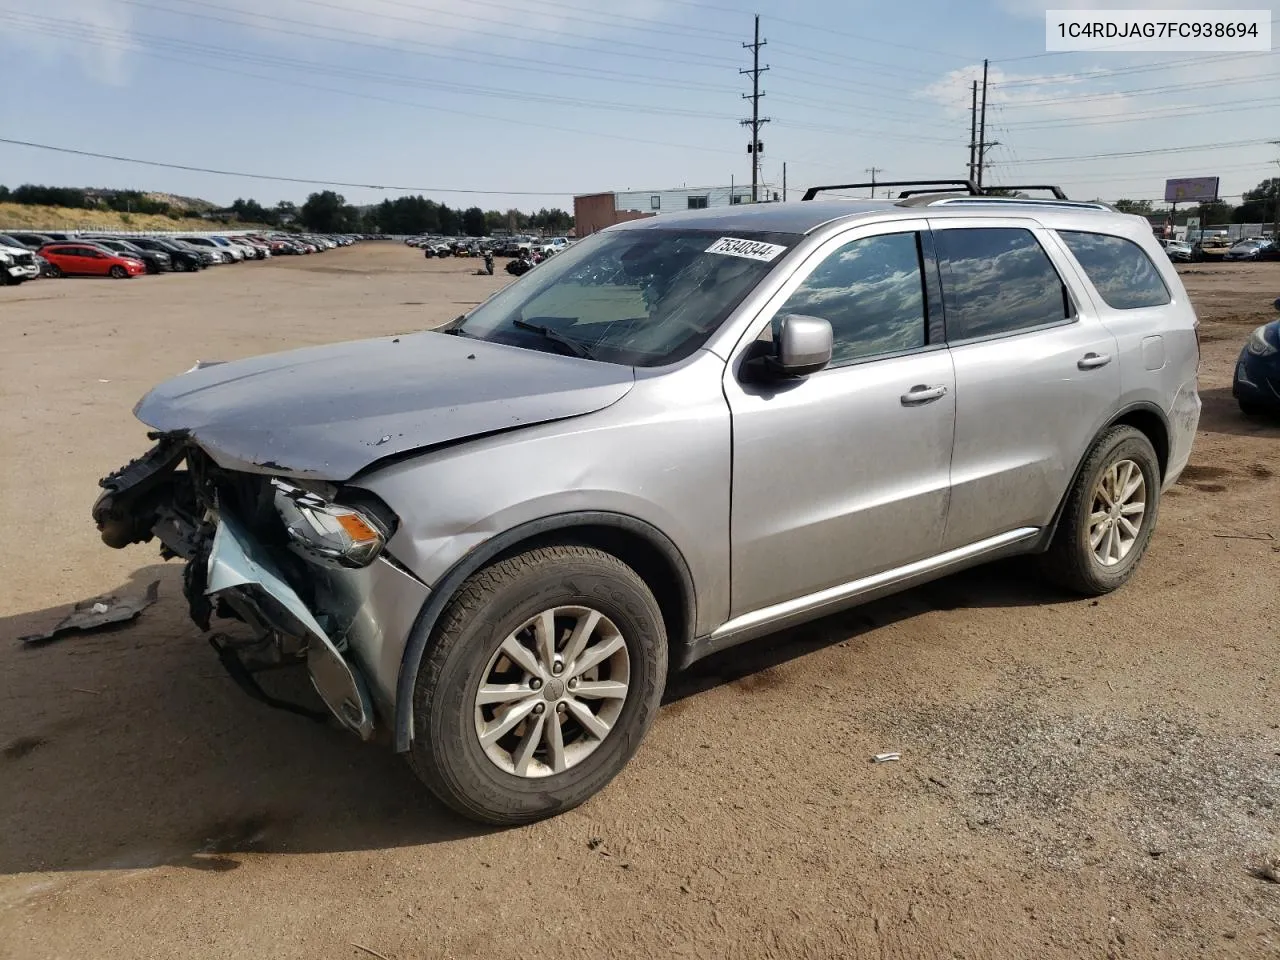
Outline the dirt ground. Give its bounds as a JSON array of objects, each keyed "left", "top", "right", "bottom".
[{"left": 1, "top": 245, "right": 1277, "bottom": 960}]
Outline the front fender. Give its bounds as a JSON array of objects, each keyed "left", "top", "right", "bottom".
[{"left": 355, "top": 352, "right": 734, "bottom": 750}]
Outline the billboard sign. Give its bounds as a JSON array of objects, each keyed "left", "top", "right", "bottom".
[{"left": 1164, "top": 177, "right": 1219, "bottom": 204}]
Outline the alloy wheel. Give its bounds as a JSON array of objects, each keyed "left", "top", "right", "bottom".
[
  {"left": 474, "top": 605, "right": 630, "bottom": 778},
  {"left": 1089, "top": 459, "right": 1147, "bottom": 566}
]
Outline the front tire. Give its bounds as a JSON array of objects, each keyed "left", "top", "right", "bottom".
[
  {"left": 408, "top": 544, "right": 667, "bottom": 825},
  {"left": 1238, "top": 397, "right": 1269, "bottom": 417},
  {"left": 109, "top": 265, "right": 128, "bottom": 279},
  {"left": 1041, "top": 425, "right": 1161, "bottom": 596}
]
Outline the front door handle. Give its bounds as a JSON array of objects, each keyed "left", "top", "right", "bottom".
[
  {"left": 900, "top": 384, "right": 949, "bottom": 406},
  {"left": 1078, "top": 352, "right": 1112, "bottom": 370}
]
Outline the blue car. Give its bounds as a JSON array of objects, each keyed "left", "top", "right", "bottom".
[{"left": 1233, "top": 298, "right": 1280, "bottom": 415}]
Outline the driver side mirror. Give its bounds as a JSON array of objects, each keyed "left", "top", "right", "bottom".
[{"left": 763, "top": 313, "right": 833, "bottom": 378}]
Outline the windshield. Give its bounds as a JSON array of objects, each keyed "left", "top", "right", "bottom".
[{"left": 456, "top": 227, "right": 800, "bottom": 366}]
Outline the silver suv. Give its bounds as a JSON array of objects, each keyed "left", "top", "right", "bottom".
[{"left": 93, "top": 184, "right": 1201, "bottom": 824}]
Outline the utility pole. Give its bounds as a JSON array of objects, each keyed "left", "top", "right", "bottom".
[
  {"left": 782, "top": 162, "right": 787, "bottom": 202},
  {"left": 976, "top": 58, "right": 989, "bottom": 189},
  {"left": 968, "top": 80, "right": 978, "bottom": 183},
  {"left": 865, "top": 166, "right": 883, "bottom": 198},
  {"left": 741, "top": 14, "right": 770, "bottom": 203},
  {"left": 1270, "top": 141, "right": 1279, "bottom": 239}
]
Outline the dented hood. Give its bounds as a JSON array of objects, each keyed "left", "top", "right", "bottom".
[{"left": 134, "top": 331, "right": 635, "bottom": 480}]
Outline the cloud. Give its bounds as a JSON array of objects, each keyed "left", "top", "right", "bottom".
[
  {"left": 919, "top": 64, "right": 1141, "bottom": 122},
  {"left": 2, "top": 0, "right": 135, "bottom": 85}
]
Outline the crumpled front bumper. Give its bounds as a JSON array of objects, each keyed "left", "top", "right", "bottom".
[
  {"left": 207, "top": 511, "right": 376, "bottom": 738},
  {"left": 202, "top": 512, "right": 431, "bottom": 738},
  {"left": 5, "top": 261, "right": 39, "bottom": 280},
  {"left": 93, "top": 436, "right": 430, "bottom": 740}
]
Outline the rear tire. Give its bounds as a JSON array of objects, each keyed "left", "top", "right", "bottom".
[
  {"left": 408, "top": 544, "right": 667, "bottom": 825},
  {"left": 47, "top": 264, "right": 63, "bottom": 278},
  {"left": 1040, "top": 425, "right": 1161, "bottom": 596}
]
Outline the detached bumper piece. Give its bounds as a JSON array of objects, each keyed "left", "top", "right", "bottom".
[{"left": 205, "top": 511, "right": 376, "bottom": 740}]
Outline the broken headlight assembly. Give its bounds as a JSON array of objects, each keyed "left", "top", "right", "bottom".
[{"left": 271, "top": 480, "right": 395, "bottom": 568}]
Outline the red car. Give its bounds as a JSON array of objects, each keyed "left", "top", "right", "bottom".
[{"left": 39, "top": 243, "right": 147, "bottom": 279}]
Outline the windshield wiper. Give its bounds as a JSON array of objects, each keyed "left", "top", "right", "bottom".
[{"left": 511, "top": 319, "right": 595, "bottom": 359}]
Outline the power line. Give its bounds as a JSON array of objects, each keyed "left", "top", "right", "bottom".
[
  {"left": 768, "top": 39, "right": 950, "bottom": 80},
  {"left": 0, "top": 137, "right": 581, "bottom": 195},
  {"left": 103, "top": 0, "right": 952, "bottom": 117},
  {"left": 2, "top": 20, "right": 770, "bottom": 164},
  {"left": 10, "top": 13, "right": 962, "bottom": 159},
  {"left": 299, "top": 0, "right": 744, "bottom": 66},
  {"left": 1000, "top": 138, "right": 1275, "bottom": 165},
  {"left": 1000, "top": 96, "right": 1280, "bottom": 130},
  {"left": 91, "top": 0, "right": 743, "bottom": 93},
  {"left": 618, "top": 0, "right": 977, "bottom": 61},
  {"left": 406, "top": 0, "right": 748, "bottom": 43},
  {"left": 992, "top": 51, "right": 1277, "bottom": 89},
  {"left": 997, "top": 72, "right": 1276, "bottom": 108},
  {"left": 5, "top": 14, "right": 739, "bottom": 121},
  {"left": 112, "top": 0, "right": 738, "bottom": 73}
]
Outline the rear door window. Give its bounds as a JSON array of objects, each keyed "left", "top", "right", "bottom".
[
  {"left": 935, "top": 227, "right": 1072, "bottom": 341},
  {"left": 1058, "top": 231, "right": 1171, "bottom": 310}
]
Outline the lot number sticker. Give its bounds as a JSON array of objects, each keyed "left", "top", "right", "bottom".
[{"left": 705, "top": 237, "right": 787, "bottom": 262}]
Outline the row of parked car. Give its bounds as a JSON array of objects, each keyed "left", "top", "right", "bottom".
[
  {"left": 1161, "top": 236, "right": 1279, "bottom": 263},
  {"left": 406, "top": 235, "right": 572, "bottom": 258},
  {"left": 0, "top": 231, "right": 364, "bottom": 283}
]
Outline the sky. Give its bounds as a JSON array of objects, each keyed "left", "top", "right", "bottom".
[{"left": 0, "top": 0, "right": 1277, "bottom": 212}]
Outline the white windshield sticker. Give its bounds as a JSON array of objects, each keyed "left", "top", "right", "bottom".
[{"left": 705, "top": 236, "right": 787, "bottom": 262}]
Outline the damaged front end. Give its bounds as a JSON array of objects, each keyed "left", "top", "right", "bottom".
[{"left": 93, "top": 434, "right": 424, "bottom": 740}]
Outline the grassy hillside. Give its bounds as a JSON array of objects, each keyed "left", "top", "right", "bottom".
[{"left": 0, "top": 202, "right": 253, "bottom": 232}]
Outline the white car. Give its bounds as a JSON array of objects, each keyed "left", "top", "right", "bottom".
[
  {"left": 229, "top": 239, "right": 268, "bottom": 260},
  {"left": 209, "top": 237, "right": 246, "bottom": 261},
  {"left": 178, "top": 237, "right": 229, "bottom": 263},
  {"left": 0, "top": 242, "right": 41, "bottom": 284}
]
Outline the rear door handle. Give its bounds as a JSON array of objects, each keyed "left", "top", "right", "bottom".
[
  {"left": 900, "top": 384, "right": 949, "bottom": 406},
  {"left": 1078, "top": 352, "right": 1112, "bottom": 370}
]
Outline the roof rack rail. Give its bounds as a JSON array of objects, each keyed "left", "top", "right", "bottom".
[
  {"left": 801, "top": 179, "right": 978, "bottom": 201},
  {"left": 920, "top": 197, "right": 1113, "bottom": 212},
  {"left": 985, "top": 185, "right": 1069, "bottom": 200}
]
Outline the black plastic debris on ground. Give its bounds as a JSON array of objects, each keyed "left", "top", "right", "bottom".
[{"left": 20, "top": 580, "right": 160, "bottom": 648}]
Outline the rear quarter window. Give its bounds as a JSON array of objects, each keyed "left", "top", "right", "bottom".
[{"left": 1057, "top": 231, "right": 1171, "bottom": 310}]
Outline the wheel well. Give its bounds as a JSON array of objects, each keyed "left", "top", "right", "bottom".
[
  {"left": 492, "top": 523, "right": 694, "bottom": 654},
  {"left": 1109, "top": 407, "right": 1169, "bottom": 479},
  {"left": 394, "top": 513, "right": 696, "bottom": 752}
]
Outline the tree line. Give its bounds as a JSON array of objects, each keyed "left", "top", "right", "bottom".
[
  {"left": 0, "top": 184, "right": 179, "bottom": 216},
  {"left": 297, "top": 191, "right": 574, "bottom": 236},
  {"left": 0, "top": 183, "right": 575, "bottom": 236}
]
